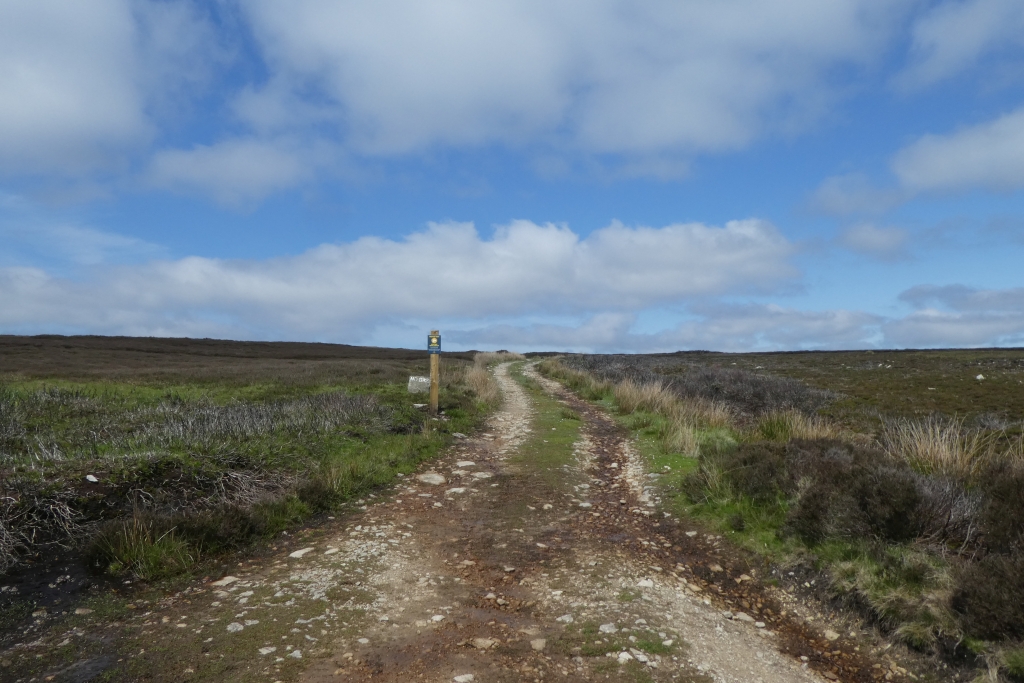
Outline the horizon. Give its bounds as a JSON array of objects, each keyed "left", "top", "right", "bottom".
[{"left": 2, "top": 1, "right": 1024, "bottom": 353}]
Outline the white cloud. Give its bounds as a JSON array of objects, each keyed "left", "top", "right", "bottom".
[
  {"left": 453, "top": 304, "right": 882, "bottom": 353},
  {"left": 239, "top": 0, "right": 903, "bottom": 159},
  {"left": 885, "top": 284, "right": 1024, "bottom": 347},
  {"left": 891, "top": 106, "right": 1024, "bottom": 193},
  {"left": 0, "top": 218, "right": 796, "bottom": 339},
  {"left": 809, "top": 173, "right": 909, "bottom": 215},
  {"left": 896, "top": 0, "right": 1024, "bottom": 89},
  {"left": 146, "top": 138, "right": 333, "bottom": 206},
  {"left": 0, "top": 0, "right": 147, "bottom": 174},
  {"left": 838, "top": 223, "right": 910, "bottom": 260}
]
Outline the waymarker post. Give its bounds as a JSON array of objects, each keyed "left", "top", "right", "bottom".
[{"left": 427, "top": 330, "right": 441, "bottom": 415}]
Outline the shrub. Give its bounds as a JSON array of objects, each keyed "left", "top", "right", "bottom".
[
  {"left": 976, "top": 461, "right": 1024, "bottom": 554},
  {"left": 952, "top": 553, "right": 1024, "bottom": 640}
]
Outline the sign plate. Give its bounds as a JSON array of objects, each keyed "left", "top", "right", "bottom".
[{"left": 427, "top": 333, "right": 441, "bottom": 354}]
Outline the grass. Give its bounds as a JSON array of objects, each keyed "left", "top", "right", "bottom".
[
  {"left": 0, "top": 339, "right": 500, "bottom": 582},
  {"left": 537, "top": 353, "right": 1024, "bottom": 672}
]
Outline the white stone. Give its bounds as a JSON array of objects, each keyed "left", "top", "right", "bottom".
[
  {"left": 456, "top": 461, "right": 475, "bottom": 467},
  {"left": 733, "top": 612, "right": 755, "bottom": 623},
  {"left": 637, "top": 579, "right": 654, "bottom": 588},
  {"left": 976, "top": 374, "right": 985, "bottom": 380},
  {"left": 408, "top": 376, "right": 431, "bottom": 393},
  {"left": 288, "top": 649, "right": 302, "bottom": 659},
  {"left": 453, "top": 675, "right": 475, "bottom": 683},
  {"left": 599, "top": 623, "right": 618, "bottom": 634},
  {"left": 617, "top": 651, "right": 633, "bottom": 662},
  {"left": 446, "top": 487, "right": 467, "bottom": 495},
  {"left": 578, "top": 502, "right": 592, "bottom": 508},
  {"left": 417, "top": 473, "right": 446, "bottom": 485},
  {"left": 85, "top": 474, "right": 98, "bottom": 483},
  {"left": 258, "top": 647, "right": 277, "bottom": 655},
  {"left": 289, "top": 547, "right": 314, "bottom": 558},
  {"left": 212, "top": 576, "right": 239, "bottom": 587},
  {"left": 824, "top": 629, "right": 840, "bottom": 641},
  {"left": 530, "top": 638, "right": 546, "bottom": 651},
  {"left": 471, "top": 471, "right": 493, "bottom": 479},
  {"left": 226, "top": 622, "right": 244, "bottom": 633},
  {"left": 431, "top": 614, "right": 445, "bottom": 622},
  {"left": 556, "top": 614, "right": 573, "bottom": 623},
  {"left": 357, "top": 638, "right": 370, "bottom": 644}
]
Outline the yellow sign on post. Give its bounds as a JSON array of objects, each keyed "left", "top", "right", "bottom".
[{"left": 428, "top": 330, "right": 440, "bottom": 414}]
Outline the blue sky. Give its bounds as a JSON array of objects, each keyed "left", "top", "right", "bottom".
[{"left": 2, "top": 0, "right": 1024, "bottom": 352}]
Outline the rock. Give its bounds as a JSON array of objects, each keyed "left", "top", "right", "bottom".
[
  {"left": 74, "top": 608, "right": 93, "bottom": 615},
  {"left": 824, "top": 629, "right": 840, "bottom": 641},
  {"left": 617, "top": 651, "right": 634, "bottom": 663},
  {"left": 755, "top": 621, "right": 766, "bottom": 628},
  {"left": 662, "top": 639, "right": 674, "bottom": 647},
  {"left": 212, "top": 576, "right": 239, "bottom": 587},
  {"left": 324, "top": 548, "right": 339, "bottom": 555},
  {"left": 556, "top": 614, "right": 573, "bottom": 623},
  {"left": 530, "top": 638, "right": 547, "bottom": 651},
  {"left": 578, "top": 502, "right": 592, "bottom": 508},
  {"left": 542, "top": 503, "right": 553, "bottom": 510},
  {"left": 637, "top": 579, "right": 654, "bottom": 588},
  {"left": 245, "top": 619, "right": 259, "bottom": 626},
  {"left": 453, "top": 675, "right": 475, "bottom": 683},
  {"left": 471, "top": 471, "right": 493, "bottom": 479},
  {"left": 258, "top": 647, "right": 277, "bottom": 655},
  {"left": 685, "top": 531, "right": 698, "bottom": 537},
  {"left": 709, "top": 564, "right": 724, "bottom": 572},
  {"left": 417, "top": 473, "right": 447, "bottom": 485},
  {"left": 456, "top": 460, "right": 475, "bottom": 467},
  {"left": 721, "top": 611, "right": 733, "bottom": 619},
  {"left": 226, "top": 622, "right": 244, "bottom": 633},
  {"left": 485, "top": 592, "right": 497, "bottom": 599},
  {"left": 976, "top": 374, "right": 985, "bottom": 380},
  {"left": 357, "top": 638, "right": 370, "bottom": 644},
  {"left": 85, "top": 474, "right": 98, "bottom": 483},
  {"left": 408, "top": 376, "right": 431, "bottom": 393},
  {"left": 472, "top": 638, "right": 496, "bottom": 649},
  {"left": 431, "top": 615, "right": 445, "bottom": 622},
  {"left": 289, "top": 547, "right": 314, "bottom": 558},
  {"left": 453, "top": 433, "right": 467, "bottom": 439},
  {"left": 288, "top": 649, "right": 302, "bottom": 659},
  {"left": 446, "top": 487, "right": 467, "bottom": 495},
  {"left": 733, "top": 613, "right": 755, "bottom": 623},
  {"left": 503, "top": 566, "right": 516, "bottom": 573},
  {"left": 599, "top": 623, "right": 618, "bottom": 634}
]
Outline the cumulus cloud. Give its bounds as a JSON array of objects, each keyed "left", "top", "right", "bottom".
[
  {"left": 891, "top": 106, "right": 1024, "bottom": 193},
  {"left": 0, "top": 0, "right": 221, "bottom": 177},
  {"left": 838, "top": 223, "right": 910, "bottom": 260},
  {"left": 885, "top": 284, "right": 1024, "bottom": 347},
  {"left": 453, "top": 304, "right": 882, "bottom": 353},
  {"left": 895, "top": 0, "right": 1024, "bottom": 90},
  {"left": 239, "top": 0, "right": 903, "bottom": 158},
  {"left": 0, "top": 218, "right": 796, "bottom": 340},
  {"left": 146, "top": 137, "right": 335, "bottom": 206}
]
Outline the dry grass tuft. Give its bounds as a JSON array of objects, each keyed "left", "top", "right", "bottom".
[
  {"left": 465, "top": 351, "right": 524, "bottom": 406},
  {"left": 757, "top": 409, "right": 842, "bottom": 441},
  {"left": 881, "top": 416, "right": 1007, "bottom": 481},
  {"left": 614, "top": 379, "right": 673, "bottom": 415}
]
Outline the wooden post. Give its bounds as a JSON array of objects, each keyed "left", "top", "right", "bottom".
[{"left": 428, "top": 330, "right": 440, "bottom": 415}]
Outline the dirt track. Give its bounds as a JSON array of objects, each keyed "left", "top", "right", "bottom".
[{"left": 291, "top": 362, "right": 873, "bottom": 683}]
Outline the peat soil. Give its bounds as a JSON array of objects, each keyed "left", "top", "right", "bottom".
[{"left": 1, "top": 362, "right": 928, "bottom": 682}]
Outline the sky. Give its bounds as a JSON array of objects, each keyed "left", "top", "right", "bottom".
[{"left": 2, "top": 0, "right": 1024, "bottom": 353}]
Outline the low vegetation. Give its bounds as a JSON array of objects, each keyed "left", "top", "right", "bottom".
[
  {"left": 539, "top": 351, "right": 1024, "bottom": 679},
  {"left": 0, "top": 337, "right": 502, "bottom": 584}
]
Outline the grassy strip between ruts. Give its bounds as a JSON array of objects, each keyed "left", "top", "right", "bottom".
[{"left": 536, "top": 357, "right": 1024, "bottom": 682}]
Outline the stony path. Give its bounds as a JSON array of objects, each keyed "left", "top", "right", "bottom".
[{"left": 288, "top": 362, "right": 830, "bottom": 683}]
